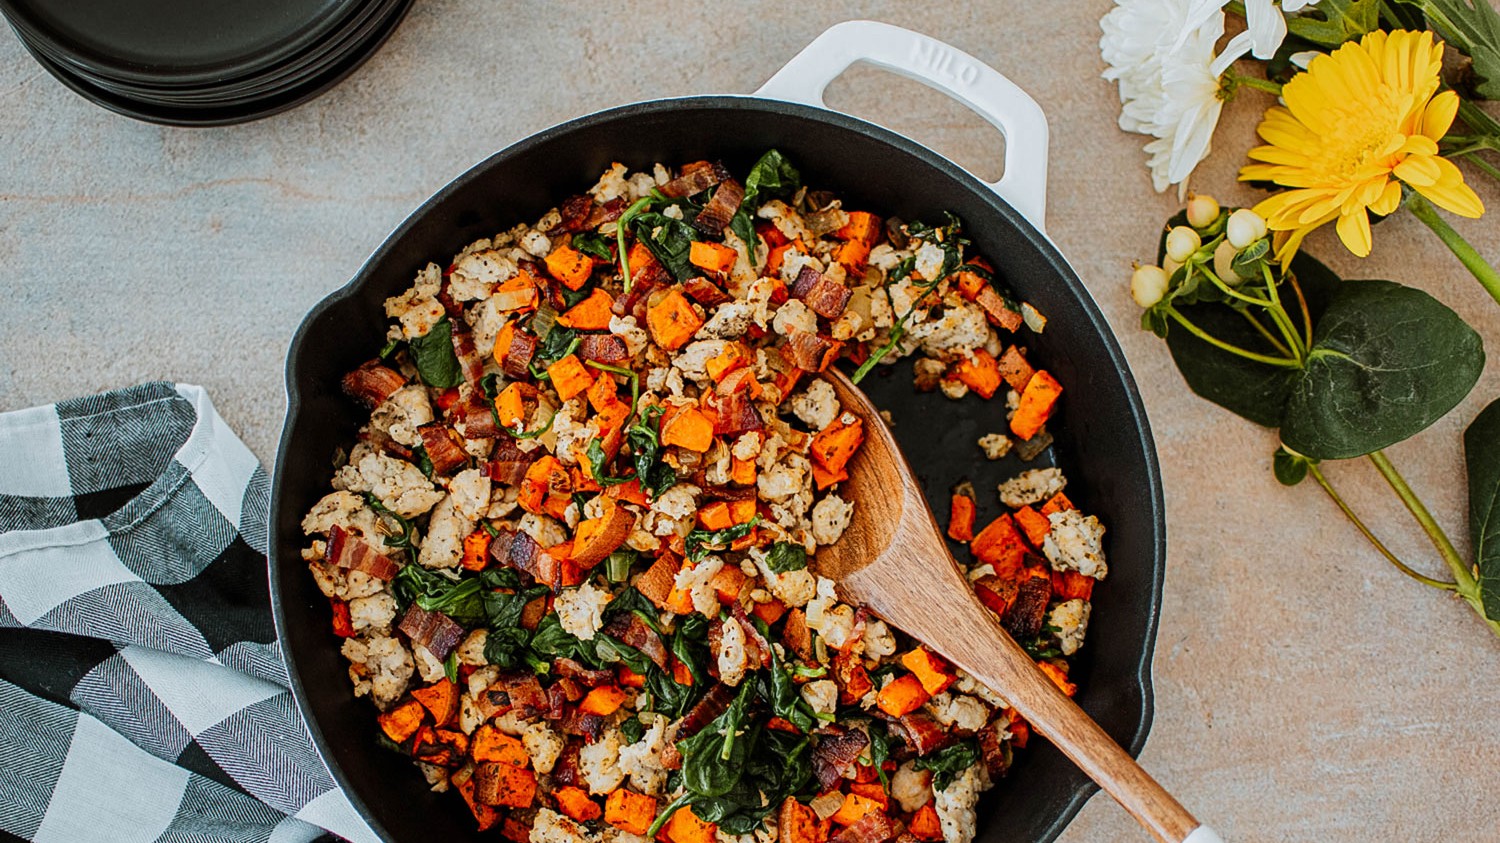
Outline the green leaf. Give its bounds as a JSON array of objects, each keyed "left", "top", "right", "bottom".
[
  {"left": 1464, "top": 398, "right": 1500, "bottom": 621},
  {"left": 685, "top": 517, "right": 762, "bottom": 561},
  {"left": 1272, "top": 447, "right": 1314, "bottom": 486},
  {"left": 408, "top": 318, "right": 463, "bottom": 388},
  {"left": 1163, "top": 251, "right": 1339, "bottom": 427},
  {"left": 764, "top": 541, "right": 808, "bottom": 573},
  {"left": 1284, "top": 0, "right": 1380, "bottom": 48},
  {"left": 1399, "top": 0, "right": 1500, "bottom": 98},
  {"left": 913, "top": 740, "right": 980, "bottom": 791},
  {"left": 632, "top": 213, "right": 702, "bottom": 282},
  {"left": 1281, "top": 280, "right": 1484, "bottom": 460},
  {"left": 742, "top": 149, "right": 801, "bottom": 208},
  {"left": 572, "top": 231, "right": 613, "bottom": 261}
]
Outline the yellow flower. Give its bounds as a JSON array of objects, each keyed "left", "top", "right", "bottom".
[{"left": 1239, "top": 30, "right": 1484, "bottom": 259}]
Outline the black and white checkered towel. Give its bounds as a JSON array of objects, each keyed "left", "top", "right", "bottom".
[{"left": 0, "top": 383, "right": 378, "bottom": 843}]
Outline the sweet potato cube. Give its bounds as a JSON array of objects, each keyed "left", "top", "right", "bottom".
[
  {"left": 705, "top": 342, "right": 752, "bottom": 382},
  {"left": 909, "top": 803, "right": 944, "bottom": 841},
  {"left": 1051, "top": 570, "right": 1095, "bottom": 601},
  {"left": 472, "top": 724, "right": 529, "bottom": 767},
  {"left": 647, "top": 289, "right": 704, "bottom": 351},
  {"left": 666, "top": 805, "right": 718, "bottom": 843},
  {"left": 835, "top": 211, "right": 881, "bottom": 244},
  {"left": 829, "top": 791, "right": 882, "bottom": 827},
  {"left": 474, "top": 761, "right": 537, "bottom": 807},
  {"left": 947, "top": 493, "right": 976, "bottom": 542},
  {"left": 410, "top": 679, "right": 458, "bottom": 727},
  {"left": 1010, "top": 370, "right": 1062, "bottom": 440},
  {"left": 875, "top": 673, "right": 930, "bottom": 717},
  {"left": 1013, "top": 505, "right": 1051, "bottom": 547},
  {"left": 587, "top": 373, "right": 622, "bottom": 413},
  {"left": 545, "top": 245, "right": 594, "bottom": 291},
  {"left": 900, "top": 648, "right": 956, "bottom": 696},
  {"left": 950, "top": 349, "right": 1002, "bottom": 399},
  {"left": 778, "top": 795, "right": 830, "bottom": 843},
  {"left": 689, "top": 241, "right": 738, "bottom": 274},
  {"left": 660, "top": 405, "right": 714, "bottom": 452},
  {"left": 556, "top": 785, "right": 602, "bottom": 821},
  {"left": 697, "top": 500, "right": 735, "bottom": 531},
  {"left": 970, "top": 513, "right": 1029, "bottom": 576},
  {"left": 377, "top": 699, "right": 425, "bottom": 743},
  {"left": 751, "top": 597, "right": 787, "bottom": 626},
  {"left": 1037, "top": 659, "right": 1077, "bottom": 697},
  {"left": 809, "top": 415, "right": 864, "bottom": 475},
  {"left": 810, "top": 461, "right": 847, "bottom": 491},
  {"left": 635, "top": 553, "right": 682, "bottom": 610},
  {"left": 580, "top": 685, "right": 629, "bottom": 716},
  {"left": 605, "top": 788, "right": 658, "bottom": 836},
  {"left": 493, "top": 273, "right": 539, "bottom": 312},
  {"left": 730, "top": 456, "right": 756, "bottom": 485},
  {"left": 1040, "top": 491, "right": 1075, "bottom": 517},
  {"left": 548, "top": 354, "right": 594, "bottom": 402},
  {"left": 456, "top": 776, "right": 501, "bottom": 831},
  {"left": 709, "top": 564, "right": 747, "bottom": 605},
  {"left": 461, "top": 531, "right": 492, "bottom": 572},
  {"left": 495, "top": 382, "right": 529, "bottom": 428},
  {"left": 558, "top": 288, "right": 615, "bottom": 330}
]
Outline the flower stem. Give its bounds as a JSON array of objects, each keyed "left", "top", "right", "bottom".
[
  {"left": 1164, "top": 306, "right": 1302, "bottom": 368},
  {"left": 1365, "top": 450, "right": 1473, "bottom": 589},
  {"left": 1306, "top": 463, "right": 1455, "bottom": 591},
  {"left": 1406, "top": 192, "right": 1500, "bottom": 307},
  {"left": 1225, "top": 71, "right": 1284, "bottom": 96},
  {"left": 1239, "top": 309, "right": 1292, "bottom": 357},
  {"left": 1286, "top": 271, "right": 1314, "bottom": 350}
]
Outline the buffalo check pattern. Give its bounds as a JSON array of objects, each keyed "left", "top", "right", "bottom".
[{"left": 0, "top": 383, "right": 378, "bottom": 843}]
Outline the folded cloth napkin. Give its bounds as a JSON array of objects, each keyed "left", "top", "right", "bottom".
[{"left": 0, "top": 383, "right": 378, "bottom": 843}]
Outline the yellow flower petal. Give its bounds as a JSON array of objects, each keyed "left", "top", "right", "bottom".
[
  {"left": 1421, "top": 90, "right": 1460, "bottom": 140},
  {"left": 1370, "top": 180, "right": 1403, "bottom": 216},
  {"left": 1336, "top": 209, "right": 1374, "bottom": 257},
  {"left": 1416, "top": 157, "right": 1486, "bottom": 218},
  {"left": 1394, "top": 154, "right": 1443, "bottom": 187}
]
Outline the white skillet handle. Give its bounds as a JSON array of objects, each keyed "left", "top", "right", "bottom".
[
  {"left": 755, "top": 20, "right": 1050, "bottom": 232},
  {"left": 1184, "top": 827, "right": 1226, "bottom": 843}
]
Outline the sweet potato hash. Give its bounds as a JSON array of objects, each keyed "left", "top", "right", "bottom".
[{"left": 300, "top": 152, "right": 1106, "bottom": 843}]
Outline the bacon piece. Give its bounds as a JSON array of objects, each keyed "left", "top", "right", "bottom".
[
  {"left": 696, "top": 483, "right": 757, "bottom": 502},
  {"left": 781, "top": 329, "right": 842, "bottom": 373},
  {"left": 976, "top": 286, "right": 1024, "bottom": 332},
  {"left": 661, "top": 683, "right": 734, "bottom": 769},
  {"left": 683, "top": 277, "right": 732, "bottom": 307},
  {"left": 554, "top": 658, "right": 614, "bottom": 688},
  {"left": 577, "top": 334, "right": 630, "bottom": 366},
  {"left": 731, "top": 605, "right": 772, "bottom": 669},
  {"left": 693, "top": 177, "right": 744, "bottom": 237},
  {"left": 791, "top": 267, "right": 852, "bottom": 319},
  {"left": 551, "top": 742, "right": 583, "bottom": 787},
  {"left": 450, "top": 324, "right": 486, "bottom": 387},
  {"left": 585, "top": 197, "right": 625, "bottom": 229},
  {"left": 418, "top": 423, "right": 469, "bottom": 476},
  {"left": 782, "top": 609, "right": 815, "bottom": 663},
  {"left": 455, "top": 398, "right": 500, "bottom": 440},
  {"left": 896, "top": 711, "right": 954, "bottom": 755},
  {"left": 507, "top": 530, "right": 543, "bottom": 579},
  {"left": 555, "top": 676, "right": 585, "bottom": 703},
  {"left": 611, "top": 264, "right": 666, "bottom": 321},
  {"left": 977, "top": 721, "right": 1012, "bottom": 777},
  {"left": 660, "top": 161, "right": 729, "bottom": 198},
  {"left": 501, "top": 330, "right": 539, "bottom": 379},
  {"left": 1001, "top": 575, "right": 1051, "bottom": 639},
  {"left": 831, "top": 648, "right": 873, "bottom": 706},
  {"left": 327, "top": 525, "right": 400, "bottom": 581},
  {"left": 487, "top": 526, "right": 518, "bottom": 566},
  {"left": 562, "top": 709, "right": 605, "bottom": 742},
  {"left": 812, "top": 725, "right": 869, "bottom": 791},
  {"left": 342, "top": 360, "right": 406, "bottom": 407},
  {"left": 488, "top": 669, "right": 548, "bottom": 716},
  {"left": 487, "top": 438, "right": 540, "bottom": 487},
  {"left": 705, "top": 389, "right": 764, "bottom": 437},
  {"left": 397, "top": 604, "right": 465, "bottom": 661},
  {"left": 558, "top": 195, "right": 594, "bottom": 233},
  {"left": 831, "top": 813, "right": 902, "bottom": 843},
  {"left": 603, "top": 613, "right": 668, "bottom": 671}
]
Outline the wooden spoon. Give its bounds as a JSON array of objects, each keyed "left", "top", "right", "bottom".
[{"left": 815, "top": 368, "right": 1221, "bottom": 843}]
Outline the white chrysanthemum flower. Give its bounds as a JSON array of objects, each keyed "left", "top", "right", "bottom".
[
  {"left": 1220, "top": 0, "right": 1322, "bottom": 62},
  {"left": 1101, "top": 0, "right": 1236, "bottom": 193}
]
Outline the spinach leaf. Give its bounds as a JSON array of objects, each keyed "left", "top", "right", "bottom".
[
  {"left": 444, "top": 651, "right": 459, "bottom": 684},
  {"left": 914, "top": 739, "right": 981, "bottom": 791},
  {"left": 868, "top": 721, "right": 893, "bottom": 791},
  {"left": 572, "top": 231, "right": 613, "bottom": 261},
  {"left": 605, "top": 587, "right": 660, "bottom": 626},
  {"left": 626, "top": 405, "right": 678, "bottom": 500},
  {"left": 378, "top": 336, "right": 402, "bottom": 360},
  {"left": 729, "top": 210, "right": 757, "bottom": 255},
  {"left": 1284, "top": 0, "right": 1379, "bottom": 47},
  {"left": 620, "top": 715, "right": 645, "bottom": 746},
  {"left": 1280, "top": 280, "right": 1484, "bottom": 460},
  {"left": 408, "top": 318, "right": 463, "bottom": 388},
  {"left": 365, "top": 494, "right": 417, "bottom": 552},
  {"left": 758, "top": 645, "right": 822, "bottom": 734},
  {"left": 1465, "top": 398, "right": 1500, "bottom": 622},
  {"left": 631, "top": 213, "right": 701, "bottom": 282},
  {"left": 685, "top": 516, "right": 762, "bottom": 562},
  {"left": 676, "top": 680, "right": 759, "bottom": 797},
  {"left": 530, "top": 613, "right": 604, "bottom": 668},
  {"left": 742, "top": 149, "right": 801, "bottom": 208},
  {"left": 532, "top": 324, "right": 580, "bottom": 369},
  {"left": 587, "top": 438, "right": 636, "bottom": 488},
  {"left": 411, "top": 444, "right": 435, "bottom": 479},
  {"left": 764, "top": 541, "right": 808, "bottom": 573},
  {"left": 595, "top": 634, "right": 657, "bottom": 676},
  {"left": 413, "top": 578, "right": 486, "bottom": 627}
]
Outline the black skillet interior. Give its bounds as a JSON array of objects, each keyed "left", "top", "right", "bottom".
[{"left": 271, "top": 96, "right": 1165, "bottom": 843}]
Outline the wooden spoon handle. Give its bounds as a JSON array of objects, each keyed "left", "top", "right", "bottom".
[{"left": 936, "top": 594, "right": 1215, "bottom": 843}]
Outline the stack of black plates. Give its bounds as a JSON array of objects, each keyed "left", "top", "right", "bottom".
[{"left": 0, "top": 0, "right": 412, "bottom": 126}]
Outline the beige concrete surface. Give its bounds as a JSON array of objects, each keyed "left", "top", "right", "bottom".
[{"left": 2, "top": 2, "right": 1497, "bottom": 840}]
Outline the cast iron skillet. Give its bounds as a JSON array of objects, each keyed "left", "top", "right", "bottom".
[{"left": 271, "top": 22, "right": 1165, "bottom": 843}]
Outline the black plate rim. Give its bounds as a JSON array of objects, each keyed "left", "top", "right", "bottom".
[
  {"left": 270, "top": 95, "right": 1167, "bottom": 843},
  {"left": 6, "top": 0, "right": 412, "bottom": 127},
  {"left": 0, "top": 0, "right": 372, "bottom": 86}
]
